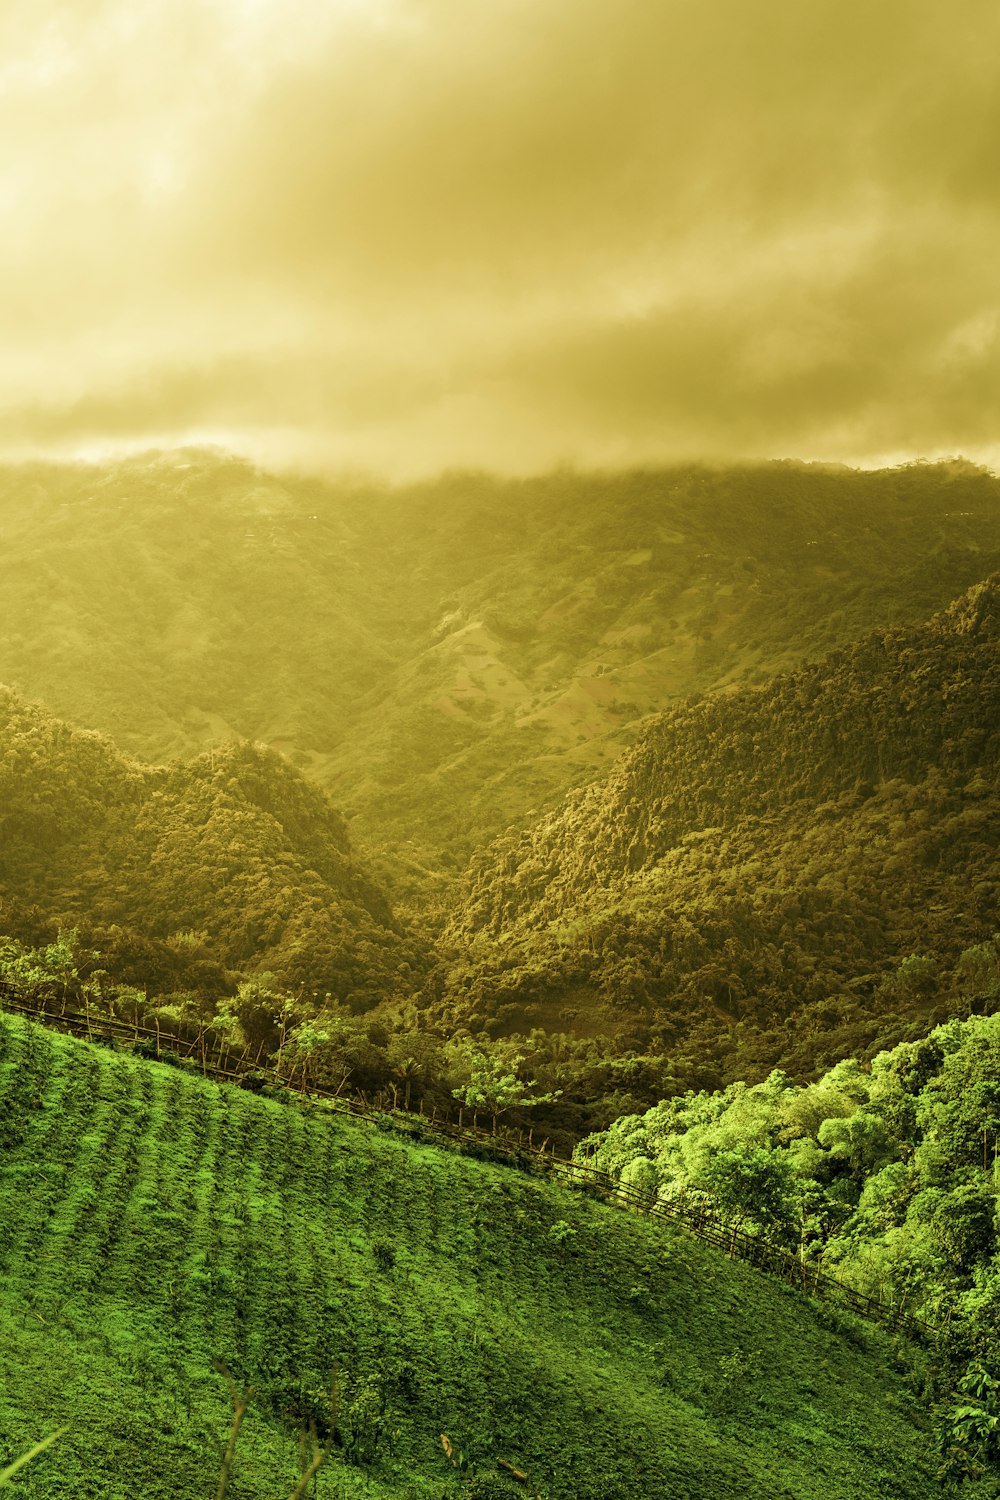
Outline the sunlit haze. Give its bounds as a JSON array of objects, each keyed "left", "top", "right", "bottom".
[{"left": 3, "top": 0, "right": 999, "bottom": 476}]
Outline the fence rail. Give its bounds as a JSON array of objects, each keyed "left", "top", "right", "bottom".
[{"left": 0, "top": 980, "right": 932, "bottom": 1340}]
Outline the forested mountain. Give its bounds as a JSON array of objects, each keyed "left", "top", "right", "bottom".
[
  {"left": 440, "top": 577, "right": 1000, "bottom": 1090},
  {"left": 0, "top": 688, "right": 423, "bottom": 1005},
  {"left": 2, "top": 452, "right": 999, "bottom": 878},
  {"left": 3, "top": 457, "right": 1000, "bottom": 1135}
]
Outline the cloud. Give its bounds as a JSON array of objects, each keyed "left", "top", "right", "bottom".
[{"left": 1, "top": 0, "right": 998, "bottom": 472}]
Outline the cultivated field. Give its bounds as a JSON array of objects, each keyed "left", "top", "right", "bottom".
[{"left": 0, "top": 1013, "right": 939, "bottom": 1498}]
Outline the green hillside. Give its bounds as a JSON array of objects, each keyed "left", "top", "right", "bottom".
[
  {"left": 578, "top": 1006, "right": 1000, "bottom": 1487},
  {"left": 441, "top": 577, "right": 1000, "bottom": 1091},
  {"left": 0, "top": 1011, "right": 942, "bottom": 1499},
  {"left": 0, "top": 688, "right": 424, "bottom": 1007},
  {"left": 2, "top": 452, "right": 999, "bottom": 877},
  {"left": 581, "top": 1006, "right": 1000, "bottom": 1350}
]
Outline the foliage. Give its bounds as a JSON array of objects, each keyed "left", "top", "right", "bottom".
[
  {"left": 0, "top": 1011, "right": 944, "bottom": 1498},
  {"left": 444, "top": 575, "right": 1000, "bottom": 1103},
  {"left": 447, "top": 1039, "right": 561, "bottom": 1123},
  {"left": 0, "top": 691, "right": 428, "bottom": 1010},
  {"left": 937, "top": 1362, "right": 1000, "bottom": 1487},
  {"left": 699, "top": 1145, "right": 796, "bottom": 1236},
  {"left": 579, "top": 1006, "right": 1000, "bottom": 1485}
]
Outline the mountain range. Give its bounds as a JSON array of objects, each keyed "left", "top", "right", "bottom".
[
  {"left": 3, "top": 451, "right": 999, "bottom": 888},
  {"left": 1, "top": 451, "right": 998, "bottom": 1117}
]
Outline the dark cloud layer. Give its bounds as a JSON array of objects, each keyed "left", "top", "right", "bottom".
[{"left": 2, "top": 0, "right": 999, "bottom": 472}]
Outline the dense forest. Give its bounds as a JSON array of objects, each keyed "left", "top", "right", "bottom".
[
  {"left": 3, "top": 572, "right": 997, "bottom": 1139},
  {"left": 441, "top": 575, "right": 1000, "bottom": 1095},
  {"left": 0, "top": 688, "right": 426, "bottom": 1007}
]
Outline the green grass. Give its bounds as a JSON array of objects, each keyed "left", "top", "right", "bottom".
[{"left": 0, "top": 1013, "right": 941, "bottom": 1498}]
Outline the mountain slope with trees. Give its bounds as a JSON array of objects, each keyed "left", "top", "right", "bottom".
[
  {"left": 0, "top": 688, "right": 423, "bottom": 1007},
  {"left": 440, "top": 577, "right": 1000, "bottom": 1092},
  {"left": 2, "top": 452, "right": 999, "bottom": 877},
  {"left": 2, "top": 573, "right": 999, "bottom": 1143}
]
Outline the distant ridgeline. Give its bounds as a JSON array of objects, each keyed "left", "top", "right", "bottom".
[
  {"left": 2, "top": 452, "right": 1000, "bottom": 874},
  {"left": 0, "top": 688, "right": 426, "bottom": 1007},
  {"left": 442, "top": 576, "right": 1000, "bottom": 1087}
]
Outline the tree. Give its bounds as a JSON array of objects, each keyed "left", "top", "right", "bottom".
[
  {"left": 214, "top": 973, "right": 292, "bottom": 1053},
  {"left": 448, "top": 1040, "right": 560, "bottom": 1131},
  {"left": 386, "top": 1029, "right": 444, "bottom": 1112},
  {"left": 698, "top": 1145, "right": 796, "bottom": 1238},
  {"left": 619, "top": 1155, "right": 658, "bottom": 1207},
  {"left": 954, "top": 937, "right": 1000, "bottom": 1011},
  {"left": 817, "top": 1111, "right": 897, "bottom": 1179}
]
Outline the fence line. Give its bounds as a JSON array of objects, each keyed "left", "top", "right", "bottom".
[{"left": 0, "top": 981, "right": 931, "bottom": 1339}]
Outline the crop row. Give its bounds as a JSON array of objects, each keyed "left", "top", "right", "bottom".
[{"left": 4, "top": 998, "right": 930, "bottom": 1355}]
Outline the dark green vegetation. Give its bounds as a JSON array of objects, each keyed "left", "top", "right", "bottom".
[
  {"left": 580, "top": 1005, "right": 1000, "bottom": 1486},
  {"left": 0, "top": 1012, "right": 944, "bottom": 1498},
  {"left": 0, "top": 689, "right": 423, "bottom": 1006},
  {"left": 444, "top": 575, "right": 1000, "bottom": 1096},
  {"left": 2, "top": 452, "right": 999, "bottom": 876}
]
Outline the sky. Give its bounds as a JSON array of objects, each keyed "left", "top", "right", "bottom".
[{"left": 2, "top": 0, "right": 999, "bottom": 477}]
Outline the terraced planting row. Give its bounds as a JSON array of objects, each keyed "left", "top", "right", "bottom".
[
  {"left": 1, "top": 987, "right": 928, "bottom": 1337},
  {"left": 0, "top": 1012, "right": 942, "bottom": 1499}
]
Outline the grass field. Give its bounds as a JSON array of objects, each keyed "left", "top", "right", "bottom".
[{"left": 0, "top": 1012, "right": 942, "bottom": 1498}]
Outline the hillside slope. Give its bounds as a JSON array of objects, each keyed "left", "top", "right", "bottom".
[
  {"left": 441, "top": 577, "right": 1000, "bottom": 1086},
  {"left": 0, "top": 688, "right": 423, "bottom": 1006},
  {"left": 0, "top": 1012, "right": 941, "bottom": 1499},
  {"left": 2, "top": 452, "right": 999, "bottom": 874}
]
